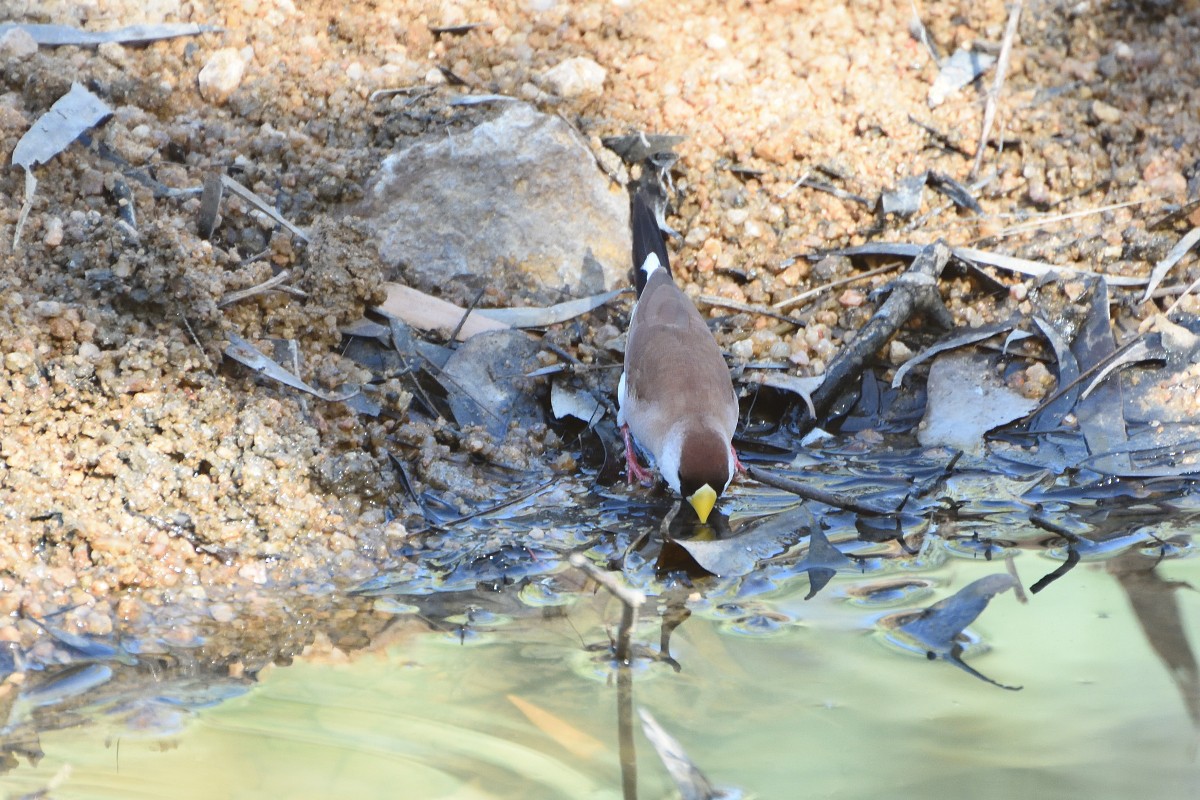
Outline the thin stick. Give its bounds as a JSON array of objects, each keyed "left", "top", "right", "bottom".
[
  {"left": 697, "top": 295, "right": 808, "bottom": 327},
  {"left": 218, "top": 269, "right": 292, "bottom": 307},
  {"left": 772, "top": 262, "right": 901, "bottom": 311},
  {"left": 985, "top": 196, "right": 1156, "bottom": 240},
  {"left": 746, "top": 465, "right": 898, "bottom": 517},
  {"left": 970, "top": 0, "right": 1023, "bottom": 178},
  {"left": 569, "top": 553, "right": 645, "bottom": 666},
  {"left": 569, "top": 553, "right": 646, "bottom": 611},
  {"left": 1164, "top": 275, "right": 1200, "bottom": 314}
]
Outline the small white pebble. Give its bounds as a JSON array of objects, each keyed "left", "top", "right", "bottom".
[
  {"left": 729, "top": 338, "right": 755, "bottom": 360},
  {"left": 838, "top": 289, "right": 865, "bottom": 307},
  {"left": 210, "top": 603, "right": 236, "bottom": 623},
  {"left": 726, "top": 208, "right": 750, "bottom": 226},
  {"left": 539, "top": 56, "right": 606, "bottom": 97},
  {"left": 42, "top": 216, "right": 64, "bottom": 248},
  {"left": 889, "top": 340, "right": 913, "bottom": 364},
  {"left": 1091, "top": 100, "right": 1121, "bottom": 124},
  {"left": 198, "top": 48, "right": 247, "bottom": 104},
  {"left": 0, "top": 27, "right": 38, "bottom": 59}
]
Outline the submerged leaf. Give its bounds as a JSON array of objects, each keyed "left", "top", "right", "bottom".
[
  {"left": 508, "top": 694, "right": 608, "bottom": 759},
  {"left": 899, "top": 573, "right": 1022, "bottom": 690},
  {"left": 793, "top": 526, "right": 855, "bottom": 599},
  {"left": 638, "top": 708, "right": 723, "bottom": 800}
]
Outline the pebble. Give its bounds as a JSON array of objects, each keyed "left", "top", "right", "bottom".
[
  {"left": 838, "top": 289, "right": 865, "bottom": 307},
  {"left": 0, "top": 27, "right": 38, "bottom": 59},
  {"left": 1091, "top": 100, "right": 1121, "bottom": 124},
  {"left": 888, "top": 340, "right": 913, "bottom": 364},
  {"left": 210, "top": 603, "right": 236, "bottom": 623},
  {"left": 198, "top": 49, "right": 247, "bottom": 104},
  {"left": 4, "top": 352, "right": 33, "bottom": 372},
  {"left": 540, "top": 57, "right": 607, "bottom": 97},
  {"left": 729, "top": 338, "right": 755, "bottom": 359}
]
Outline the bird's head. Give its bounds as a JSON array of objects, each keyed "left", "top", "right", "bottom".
[{"left": 667, "top": 429, "right": 735, "bottom": 524}]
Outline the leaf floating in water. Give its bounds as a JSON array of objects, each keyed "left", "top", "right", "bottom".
[
  {"left": 792, "top": 526, "right": 854, "bottom": 600},
  {"left": 672, "top": 504, "right": 816, "bottom": 577},
  {"left": 11, "top": 82, "right": 111, "bottom": 247},
  {"left": 898, "top": 573, "right": 1022, "bottom": 690}
]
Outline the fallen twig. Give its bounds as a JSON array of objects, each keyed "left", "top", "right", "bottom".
[
  {"left": 971, "top": 0, "right": 1023, "bottom": 178},
  {"left": 218, "top": 270, "right": 294, "bottom": 307},
  {"left": 569, "top": 552, "right": 645, "bottom": 666},
  {"left": 772, "top": 262, "right": 900, "bottom": 311},
  {"left": 697, "top": 295, "right": 807, "bottom": 327},
  {"left": 219, "top": 174, "right": 310, "bottom": 242},
  {"left": 745, "top": 465, "right": 899, "bottom": 517},
  {"left": 808, "top": 240, "right": 954, "bottom": 420}
]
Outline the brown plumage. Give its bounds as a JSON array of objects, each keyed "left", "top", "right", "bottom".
[{"left": 618, "top": 190, "right": 739, "bottom": 522}]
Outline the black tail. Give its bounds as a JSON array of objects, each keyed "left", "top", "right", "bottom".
[{"left": 630, "top": 189, "right": 671, "bottom": 297}]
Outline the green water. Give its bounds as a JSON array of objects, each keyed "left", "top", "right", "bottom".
[{"left": 5, "top": 546, "right": 1198, "bottom": 799}]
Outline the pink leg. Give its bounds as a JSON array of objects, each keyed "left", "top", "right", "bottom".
[
  {"left": 622, "top": 424, "right": 655, "bottom": 486},
  {"left": 732, "top": 445, "right": 747, "bottom": 475}
]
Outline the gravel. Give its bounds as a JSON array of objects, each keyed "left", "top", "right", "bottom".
[{"left": 1, "top": 0, "right": 1198, "bottom": 654}]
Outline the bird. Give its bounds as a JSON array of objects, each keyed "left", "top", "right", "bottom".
[{"left": 617, "top": 188, "right": 740, "bottom": 523}]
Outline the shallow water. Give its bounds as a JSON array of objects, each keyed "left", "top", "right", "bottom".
[{"left": 4, "top": 453, "right": 1200, "bottom": 799}]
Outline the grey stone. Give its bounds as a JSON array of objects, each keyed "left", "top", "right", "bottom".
[
  {"left": 439, "top": 330, "right": 542, "bottom": 439},
  {"left": 366, "top": 102, "right": 630, "bottom": 304}
]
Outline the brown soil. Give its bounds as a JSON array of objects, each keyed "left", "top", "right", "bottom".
[{"left": 1, "top": 0, "right": 1198, "bottom": 655}]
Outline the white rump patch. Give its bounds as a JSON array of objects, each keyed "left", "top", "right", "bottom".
[{"left": 640, "top": 251, "right": 663, "bottom": 278}]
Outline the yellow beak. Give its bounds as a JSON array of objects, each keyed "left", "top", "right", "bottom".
[{"left": 686, "top": 483, "right": 718, "bottom": 524}]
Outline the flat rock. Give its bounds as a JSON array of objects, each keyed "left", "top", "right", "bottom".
[
  {"left": 365, "top": 101, "right": 630, "bottom": 304},
  {"left": 918, "top": 351, "right": 1038, "bottom": 456},
  {"left": 438, "top": 329, "right": 543, "bottom": 439}
]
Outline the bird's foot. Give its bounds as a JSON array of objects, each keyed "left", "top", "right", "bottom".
[
  {"left": 732, "top": 446, "right": 747, "bottom": 475},
  {"left": 622, "top": 424, "right": 655, "bottom": 486}
]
